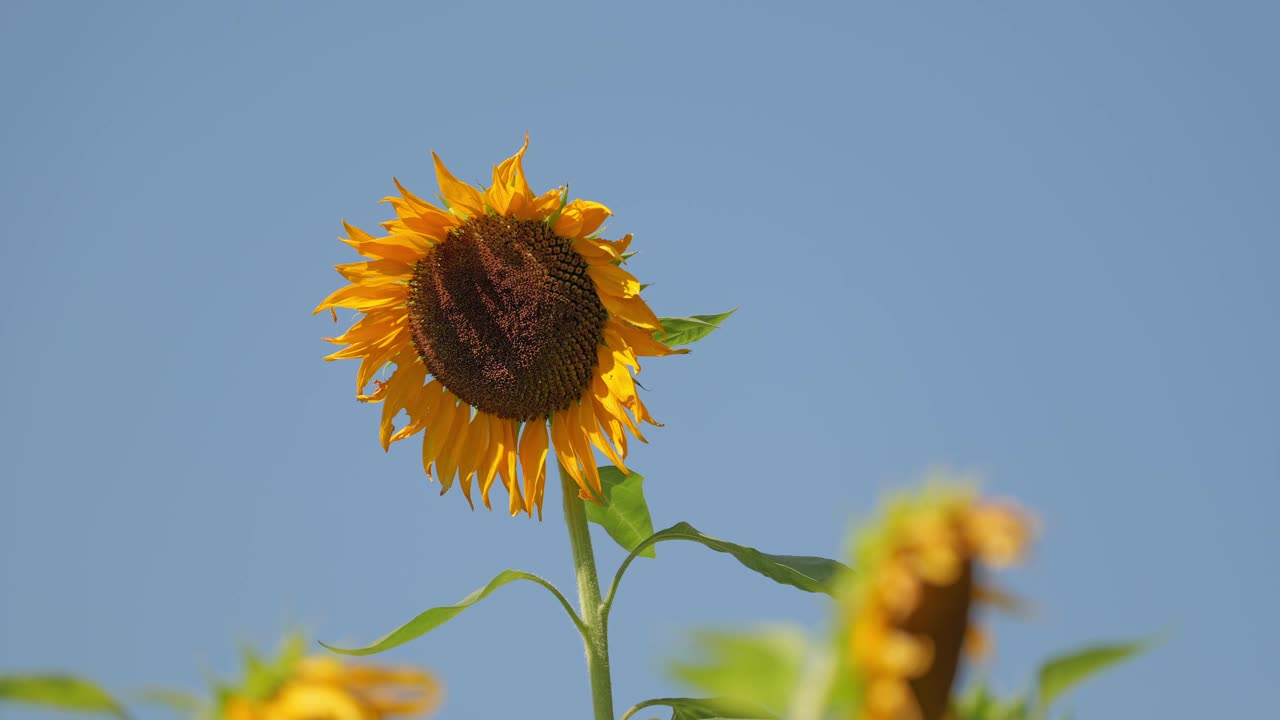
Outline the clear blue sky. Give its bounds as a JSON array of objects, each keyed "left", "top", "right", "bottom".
[{"left": 2, "top": 1, "right": 1276, "bottom": 718}]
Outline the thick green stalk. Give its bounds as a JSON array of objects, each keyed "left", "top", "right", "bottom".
[{"left": 560, "top": 463, "right": 615, "bottom": 720}]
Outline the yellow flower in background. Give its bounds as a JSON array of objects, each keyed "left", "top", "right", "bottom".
[
  {"left": 226, "top": 656, "right": 440, "bottom": 720},
  {"left": 316, "top": 136, "right": 684, "bottom": 516},
  {"left": 843, "top": 483, "right": 1033, "bottom": 720}
]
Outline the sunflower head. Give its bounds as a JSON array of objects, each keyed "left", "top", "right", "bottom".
[
  {"left": 841, "top": 480, "right": 1033, "bottom": 720},
  {"left": 316, "top": 136, "right": 685, "bottom": 517},
  {"left": 222, "top": 647, "right": 441, "bottom": 720}
]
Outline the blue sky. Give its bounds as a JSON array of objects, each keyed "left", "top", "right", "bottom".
[{"left": 1, "top": 1, "right": 1276, "bottom": 718}]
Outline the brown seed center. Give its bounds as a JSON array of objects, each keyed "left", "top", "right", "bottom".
[{"left": 406, "top": 214, "right": 607, "bottom": 421}]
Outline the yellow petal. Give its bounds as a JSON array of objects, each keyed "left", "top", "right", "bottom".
[
  {"left": 334, "top": 259, "right": 413, "bottom": 284},
  {"left": 599, "top": 291, "right": 662, "bottom": 331},
  {"left": 455, "top": 411, "right": 490, "bottom": 509},
  {"left": 583, "top": 401, "right": 627, "bottom": 473},
  {"left": 378, "top": 357, "right": 427, "bottom": 450},
  {"left": 432, "top": 151, "right": 486, "bottom": 218},
  {"left": 553, "top": 199, "right": 612, "bottom": 239},
  {"left": 587, "top": 261, "right": 642, "bottom": 298},
  {"left": 565, "top": 403, "right": 603, "bottom": 501},
  {"left": 608, "top": 319, "right": 689, "bottom": 358},
  {"left": 433, "top": 401, "right": 473, "bottom": 495},
  {"left": 529, "top": 186, "right": 563, "bottom": 221},
  {"left": 475, "top": 414, "right": 504, "bottom": 510},
  {"left": 392, "top": 176, "right": 449, "bottom": 218},
  {"left": 549, "top": 409, "right": 584, "bottom": 490},
  {"left": 313, "top": 282, "right": 407, "bottom": 315},
  {"left": 497, "top": 419, "right": 524, "bottom": 516},
  {"left": 419, "top": 389, "right": 459, "bottom": 479},
  {"left": 518, "top": 420, "right": 549, "bottom": 516},
  {"left": 486, "top": 133, "right": 533, "bottom": 217}
]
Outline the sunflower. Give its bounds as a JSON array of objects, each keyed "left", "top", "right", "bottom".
[
  {"left": 843, "top": 483, "right": 1032, "bottom": 720},
  {"left": 315, "top": 136, "right": 683, "bottom": 517},
  {"left": 225, "top": 656, "right": 441, "bottom": 720}
]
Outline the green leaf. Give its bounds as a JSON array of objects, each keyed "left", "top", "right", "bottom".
[
  {"left": 322, "top": 569, "right": 580, "bottom": 656},
  {"left": 656, "top": 310, "right": 736, "bottom": 346},
  {"left": 621, "top": 696, "right": 777, "bottom": 720},
  {"left": 954, "top": 682, "right": 1031, "bottom": 720},
  {"left": 585, "top": 466, "right": 656, "bottom": 558},
  {"left": 0, "top": 675, "right": 129, "bottom": 718},
  {"left": 669, "top": 629, "right": 807, "bottom": 713},
  {"left": 133, "top": 688, "right": 204, "bottom": 714},
  {"left": 1036, "top": 639, "right": 1149, "bottom": 710},
  {"left": 640, "top": 522, "right": 847, "bottom": 595}
]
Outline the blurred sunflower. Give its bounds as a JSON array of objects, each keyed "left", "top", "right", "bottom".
[
  {"left": 224, "top": 655, "right": 440, "bottom": 720},
  {"left": 843, "top": 484, "right": 1032, "bottom": 720},
  {"left": 315, "top": 136, "right": 683, "bottom": 517}
]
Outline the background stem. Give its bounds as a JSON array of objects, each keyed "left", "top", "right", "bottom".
[{"left": 560, "top": 464, "right": 615, "bottom": 720}]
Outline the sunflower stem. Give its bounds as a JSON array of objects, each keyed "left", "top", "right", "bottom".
[{"left": 560, "top": 463, "right": 615, "bottom": 720}]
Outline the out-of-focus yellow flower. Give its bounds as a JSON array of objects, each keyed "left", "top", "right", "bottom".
[
  {"left": 843, "top": 482, "right": 1033, "bottom": 720},
  {"left": 226, "top": 656, "right": 441, "bottom": 720},
  {"left": 316, "top": 135, "right": 684, "bottom": 517}
]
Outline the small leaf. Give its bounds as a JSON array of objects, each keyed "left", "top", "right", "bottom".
[
  {"left": 323, "top": 570, "right": 566, "bottom": 656},
  {"left": 585, "top": 466, "right": 656, "bottom": 558},
  {"left": 0, "top": 675, "right": 128, "bottom": 718},
  {"left": 644, "top": 522, "right": 847, "bottom": 595},
  {"left": 656, "top": 310, "right": 736, "bottom": 346},
  {"left": 1036, "top": 639, "right": 1150, "bottom": 710},
  {"left": 669, "top": 629, "right": 807, "bottom": 713}
]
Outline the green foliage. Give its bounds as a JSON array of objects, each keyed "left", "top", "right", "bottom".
[
  {"left": 621, "top": 696, "right": 778, "bottom": 720},
  {"left": 237, "top": 631, "right": 305, "bottom": 701},
  {"left": 323, "top": 569, "right": 580, "bottom": 655},
  {"left": 656, "top": 310, "right": 736, "bottom": 346},
  {"left": 133, "top": 688, "right": 204, "bottom": 714},
  {"left": 951, "top": 638, "right": 1150, "bottom": 720},
  {"left": 1035, "top": 639, "right": 1150, "bottom": 713},
  {"left": 954, "top": 683, "right": 1030, "bottom": 720},
  {"left": 586, "top": 466, "right": 657, "bottom": 558},
  {"left": 669, "top": 629, "right": 809, "bottom": 715},
  {"left": 0, "top": 675, "right": 129, "bottom": 718},
  {"left": 622, "top": 522, "right": 847, "bottom": 596}
]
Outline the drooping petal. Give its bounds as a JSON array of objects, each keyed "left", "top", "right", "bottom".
[
  {"left": 433, "top": 401, "right": 473, "bottom": 496},
  {"left": 517, "top": 420, "right": 549, "bottom": 516},
  {"left": 419, "top": 389, "right": 459, "bottom": 479},
  {"left": 549, "top": 409, "right": 583, "bottom": 489},
  {"left": 584, "top": 401, "right": 628, "bottom": 473},
  {"left": 378, "top": 355, "right": 427, "bottom": 450},
  {"left": 497, "top": 420, "right": 524, "bottom": 516}
]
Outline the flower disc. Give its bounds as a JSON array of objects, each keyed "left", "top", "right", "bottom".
[{"left": 407, "top": 215, "right": 607, "bottom": 421}]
